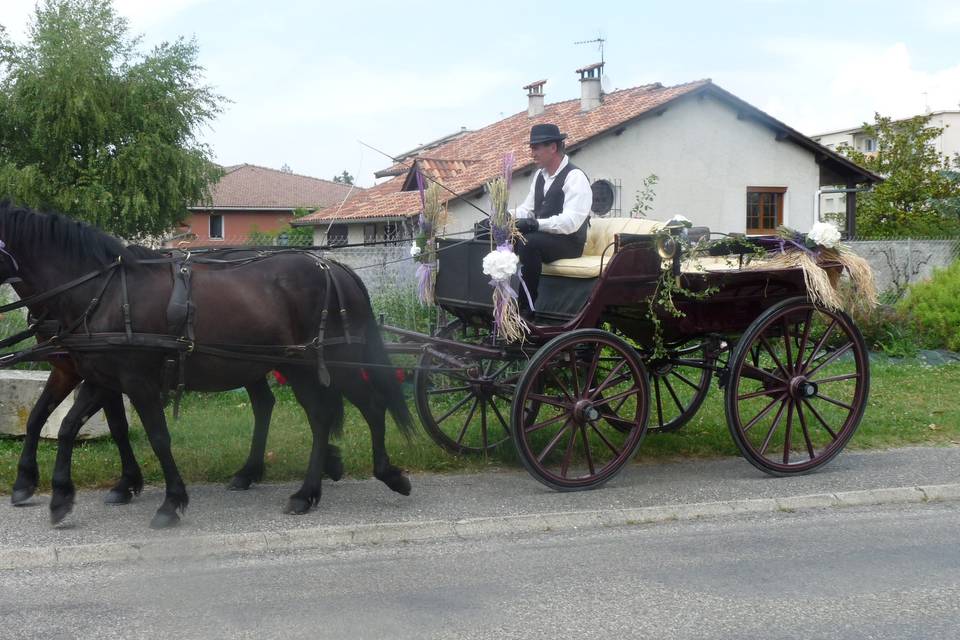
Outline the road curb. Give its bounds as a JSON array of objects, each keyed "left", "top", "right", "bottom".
[{"left": 2, "top": 483, "right": 959, "bottom": 571}]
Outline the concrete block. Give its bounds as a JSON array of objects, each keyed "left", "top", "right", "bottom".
[{"left": 0, "top": 370, "right": 112, "bottom": 439}]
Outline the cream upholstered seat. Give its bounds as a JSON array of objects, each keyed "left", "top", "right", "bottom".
[{"left": 541, "top": 217, "right": 664, "bottom": 278}]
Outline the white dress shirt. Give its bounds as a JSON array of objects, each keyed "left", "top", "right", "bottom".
[{"left": 513, "top": 155, "right": 592, "bottom": 235}]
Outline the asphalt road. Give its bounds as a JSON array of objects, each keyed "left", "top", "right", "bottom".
[{"left": 2, "top": 501, "right": 959, "bottom": 640}]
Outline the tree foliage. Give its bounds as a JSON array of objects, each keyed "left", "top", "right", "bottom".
[
  {"left": 332, "top": 170, "right": 354, "bottom": 185},
  {"left": 0, "top": 0, "right": 224, "bottom": 240},
  {"left": 838, "top": 113, "right": 960, "bottom": 237}
]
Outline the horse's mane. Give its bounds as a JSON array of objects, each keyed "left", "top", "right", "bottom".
[{"left": 0, "top": 201, "right": 162, "bottom": 265}]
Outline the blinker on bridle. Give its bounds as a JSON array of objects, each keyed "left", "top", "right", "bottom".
[{"left": 0, "top": 239, "right": 22, "bottom": 284}]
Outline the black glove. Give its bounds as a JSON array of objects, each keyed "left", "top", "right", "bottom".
[{"left": 515, "top": 217, "right": 539, "bottom": 234}]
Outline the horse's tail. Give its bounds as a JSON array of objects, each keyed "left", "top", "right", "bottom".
[
  {"left": 362, "top": 315, "right": 416, "bottom": 440},
  {"left": 334, "top": 260, "right": 416, "bottom": 440}
]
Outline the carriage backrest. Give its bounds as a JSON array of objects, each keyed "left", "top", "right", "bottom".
[{"left": 583, "top": 217, "right": 663, "bottom": 256}]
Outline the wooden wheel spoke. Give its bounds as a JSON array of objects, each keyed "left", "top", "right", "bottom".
[
  {"left": 593, "top": 386, "right": 639, "bottom": 409},
  {"left": 589, "top": 359, "right": 629, "bottom": 401},
  {"left": 479, "top": 400, "right": 488, "bottom": 450},
  {"left": 579, "top": 425, "right": 596, "bottom": 476},
  {"left": 760, "top": 335, "right": 790, "bottom": 378},
  {"left": 796, "top": 402, "right": 816, "bottom": 460},
  {"left": 758, "top": 398, "right": 790, "bottom": 455},
  {"left": 781, "top": 318, "right": 795, "bottom": 373},
  {"left": 794, "top": 310, "right": 814, "bottom": 367},
  {"left": 427, "top": 385, "right": 472, "bottom": 396},
  {"left": 433, "top": 393, "right": 474, "bottom": 426},
  {"left": 535, "top": 417, "right": 573, "bottom": 463},
  {"left": 546, "top": 367, "right": 575, "bottom": 403},
  {"left": 558, "top": 431, "right": 576, "bottom": 478},
  {"left": 782, "top": 402, "right": 795, "bottom": 464},
  {"left": 670, "top": 369, "right": 703, "bottom": 391},
  {"left": 810, "top": 372, "right": 860, "bottom": 385},
  {"left": 487, "top": 397, "right": 511, "bottom": 434},
  {"left": 801, "top": 398, "right": 838, "bottom": 439},
  {"left": 738, "top": 386, "right": 787, "bottom": 401},
  {"left": 805, "top": 343, "right": 853, "bottom": 378},
  {"left": 654, "top": 377, "right": 665, "bottom": 426},
  {"left": 801, "top": 319, "right": 837, "bottom": 371},
  {"left": 743, "top": 392, "right": 787, "bottom": 432},
  {"left": 740, "top": 363, "right": 787, "bottom": 386},
  {"left": 526, "top": 392, "right": 573, "bottom": 410},
  {"left": 454, "top": 397, "right": 481, "bottom": 445},
  {"left": 661, "top": 375, "right": 685, "bottom": 414},
  {"left": 589, "top": 421, "right": 623, "bottom": 457},
  {"left": 525, "top": 411, "right": 569, "bottom": 434},
  {"left": 566, "top": 348, "right": 582, "bottom": 396},
  {"left": 815, "top": 392, "right": 854, "bottom": 411}
]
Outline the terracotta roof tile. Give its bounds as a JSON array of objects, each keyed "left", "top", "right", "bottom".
[
  {"left": 297, "top": 80, "right": 712, "bottom": 223},
  {"left": 196, "top": 164, "right": 358, "bottom": 210}
]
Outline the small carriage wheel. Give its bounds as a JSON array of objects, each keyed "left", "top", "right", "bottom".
[
  {"left": 724, "top": 297, "right": 869, "bottom": 476},
  {"left": 414, "top": 321, "right": 523, "bottom": 455},
  {"left": 644, "top": 340, "right": 718, "bottom": 433},
  {"left": 511, "top": 329, "right": 650, "bottom": 491}
]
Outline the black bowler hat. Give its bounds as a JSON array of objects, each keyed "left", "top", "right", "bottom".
[{"left": 529, "top": 123, "right": 567, "bottom": 145}]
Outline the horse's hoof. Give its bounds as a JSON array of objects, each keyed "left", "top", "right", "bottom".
[
  {"left": 149, "top": 510, "right": 181, "bottom": 529},
  {"left": 50, "top": 502, "right": 73, "bottom": 526},
  {"left": 324, "top": 451, "right": 344, "bottom": 482},
  {"left": 283, "top": 496, "right": 313, "bottom": 515},
  {"left": 227, "top": 475, "right": 253, "bottom": 491},
  {"left": 104, "top": 489, "right": 133, "bottom": 505},
  {"left": 390, "top": 475, "right": 412, "bottom": 496},
  {"left": 11, "top": 487, "right": 36, "bottom": 506}
]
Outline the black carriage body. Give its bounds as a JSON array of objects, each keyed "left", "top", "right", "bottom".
[{"left": 435, "top": 235, "right": 810, "bottom": 346}]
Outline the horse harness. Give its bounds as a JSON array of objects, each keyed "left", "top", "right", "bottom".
[{"left": 0, "top": 248, "right": 368, "bottom": 414}]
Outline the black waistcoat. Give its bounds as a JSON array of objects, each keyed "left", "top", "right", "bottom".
[{"left": 534, "top": 161, "right": 589, "bottom": 245}]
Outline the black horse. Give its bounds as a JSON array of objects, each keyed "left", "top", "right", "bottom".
[
  {"left": 11, "top": 251, "right": 346, "bottom": 510},
  {"left": 0, "top": 202, "right": 414, "bottom": 528}
]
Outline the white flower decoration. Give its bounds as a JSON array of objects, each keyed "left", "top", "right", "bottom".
[
  {"left": 482, "top": 248, "right": 519, "bottom": 281},
  {"left": 409, "top": 244, "right": 422, "bottom": 257},
  {"left": 808, "top": 222, "right": 841, "bottom": 249},
  {"left": 668, "top": 214, "right": 692, "bottom": 226}
]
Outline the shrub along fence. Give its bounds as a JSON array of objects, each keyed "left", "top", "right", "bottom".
[{"left": 847, "top": 237, "right": 959, "bottom": 300}]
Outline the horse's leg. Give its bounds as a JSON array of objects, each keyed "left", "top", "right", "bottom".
[
  {"left": 11, "top": 366, "right": 79, "bottom": 505},
  {"left": 49, "top": 381, "right": 110, "bottom": 524},
  {"left": 228, "top": 377, "right": 275, "bottom": 490},
  {"left": 283, "top": 371, "right": 339, "bottom": 515},
  {"left": 127, "top": 389, "right": 188, "bottom": 529},
  {"left": 102, "top": 391, "right": 144, "bottom": 505},
  {"left": 344, "top": 387, "right": 410, "bottom": 496}
]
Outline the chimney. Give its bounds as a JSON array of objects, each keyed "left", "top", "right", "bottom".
[
  {"left": 577, "top": 62, "right": 604, "bottom": 112},
  {"left": 524, "top": 79, "right": 547, "bottom": 117}
]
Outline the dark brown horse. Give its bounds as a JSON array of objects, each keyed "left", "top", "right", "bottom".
[{"left": 0, "top": 202, "right": 414, "bottom": 528}]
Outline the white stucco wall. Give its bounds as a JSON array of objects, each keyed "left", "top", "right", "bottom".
[{"left": 445, "top": 92, "right": 823, "bottom": 236}]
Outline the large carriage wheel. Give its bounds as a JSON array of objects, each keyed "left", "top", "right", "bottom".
[
  {"left": 511, "top": 329, "right": 649, "bottom": 491},
  {"left": 645, "top": 339, "right": 718, "bottom": 433},
  {"left": 414, "top": 321, "right": 523, "bottom": 455},
  {"left": 724, "top": 297, "right": 869, "bottom": 476}
]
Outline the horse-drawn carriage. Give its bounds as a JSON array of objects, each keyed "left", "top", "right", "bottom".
[
  {"left": 0, "top": 203, "right": 869, "bottom": 526},
  {"left": 396, "top": 216, "right": 869, "bottom": 490}
]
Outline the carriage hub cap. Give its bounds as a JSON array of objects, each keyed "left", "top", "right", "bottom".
[
  {"left": 791, "top": 377, "right": 818, "bottom": 399},
  {"left": 574, "top": 400, "right": 600, "bottom": 423}
]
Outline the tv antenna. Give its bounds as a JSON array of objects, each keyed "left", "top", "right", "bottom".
[{"left": 574, "top": 35, "right": 605, "bottom": 66}]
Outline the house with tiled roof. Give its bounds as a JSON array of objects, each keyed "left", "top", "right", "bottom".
[
  {"left": 173, "top": 164, "right": 358, "bottom": 246},
  {"left": 296, "top": 64, "right": 879, "bottom": 243}
]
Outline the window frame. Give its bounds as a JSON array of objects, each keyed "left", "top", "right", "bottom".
[
  {"left": 209, "top": 213, "right": 224, "bottom": 240},
  {"left": 746, "top": 186, "right": 786, "bottom": 235},
  {"left": 327, "top": 224, "right": 348, "bottom": 247}
]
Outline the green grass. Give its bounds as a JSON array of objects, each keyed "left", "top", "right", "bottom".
[{"left": 1, "top": 361, "right": 958, "bottom": 494}]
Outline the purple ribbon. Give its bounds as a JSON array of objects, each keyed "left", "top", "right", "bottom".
[
  {"left": 415, "top": 167, "right": 426, "bottom": 210},
  {"left": 416, "top": 261, "right": 435, "bottom": 305}
]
